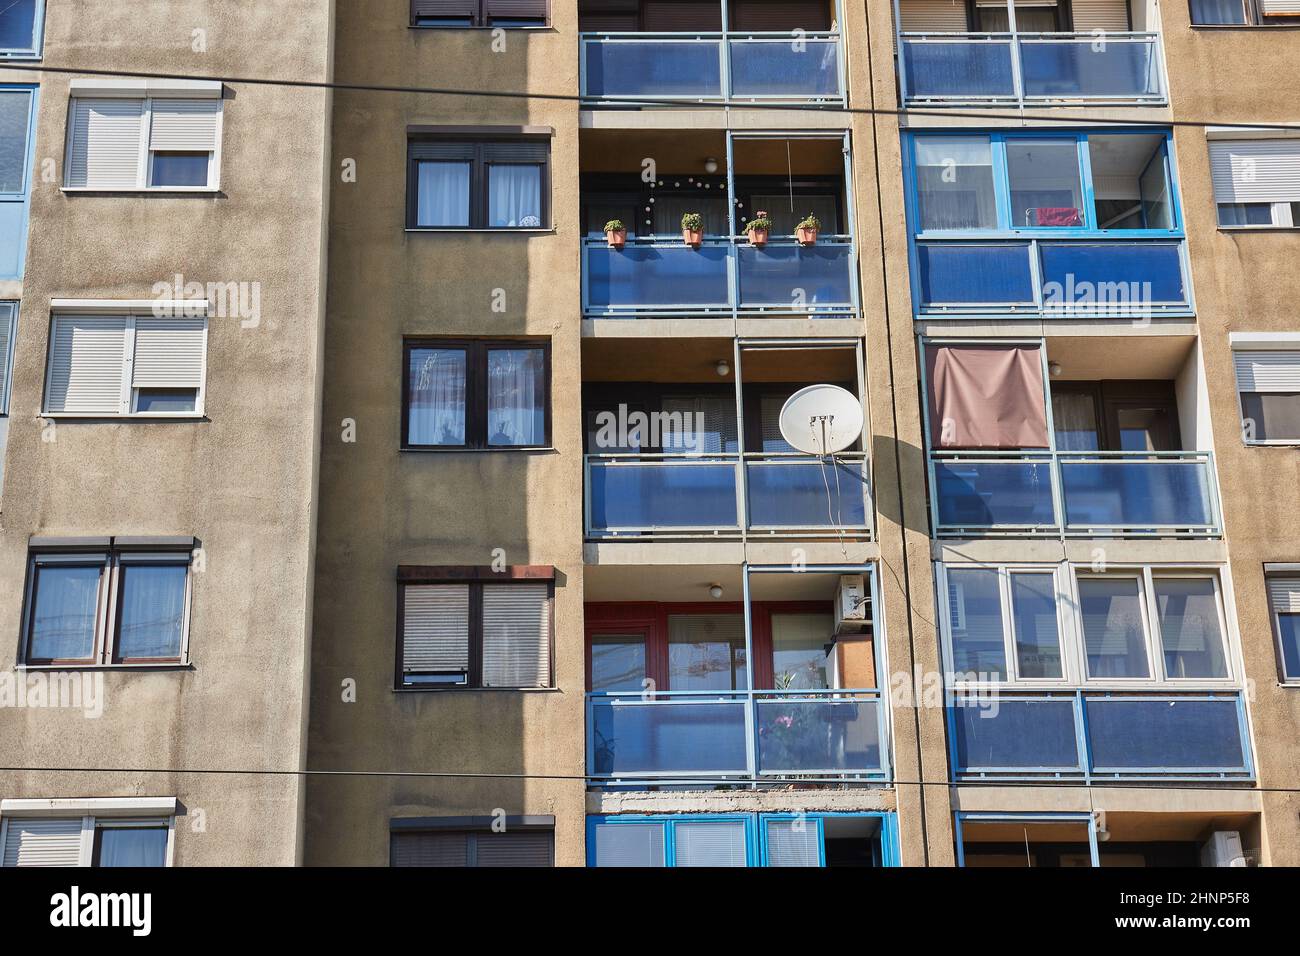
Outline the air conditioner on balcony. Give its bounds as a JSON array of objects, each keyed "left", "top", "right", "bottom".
[
  {"left": 834, "top": 575, "right": 868, "bottom": 634},
  {"left": 1200, "top": 831, "right": 1247, "bottom": 868}
]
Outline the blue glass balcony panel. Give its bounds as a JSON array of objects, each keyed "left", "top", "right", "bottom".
[
  {"left": 915, "top": 243, "right": 1035, "bottom": 308},
  {"left": 736, "top": 242, "right": 854, "bottom": 310},
  {"left": 933, "top": 459, "right": 1056, "bottom": 528},
  {"left": 1039, "top": 242, "right": 1186, "bottom": 310},
  {"left": 1085, "top": 697, "right": 1246, "bottom": 773},
  {"left": 591, "top": 699, "right": 749, "bottom": 776},
  {"left": 746, "top": 458, "right": 868, "bottom": 529},
  {"left": 728, "top": 38, "right": 841, "bottom": 99},
  {"left": 952, "top": 698, "right": 1081, "bottom": 771},
  {"left": 1019, "top": 38, "right": 1162, "bottom": 99},
  {"left": 901, "top": 39, "right": 1016, "bottom": 99},
  {"left": 1061, "top": 459, "right": 1215, "bottom": 529},
  {"left": 588, "top": 459, "right": 738, "bottom": 532},
  {"left": 755, "top": 697, "right": 882, "bottom": 774},
  {"left": 583, "top": 39, "right": 722, "bottom": 98},
  {"left": 586, "top": 243, "right": 731, "bottom": 312}
]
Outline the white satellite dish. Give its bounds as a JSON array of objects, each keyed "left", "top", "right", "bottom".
[{"left": 778, "top": 384, "right": 863, "bottom": 456}]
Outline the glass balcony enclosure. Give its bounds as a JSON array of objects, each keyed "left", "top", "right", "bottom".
[
  {"left": 586, "top": 566, "right": 889, "bottom": 786},
  {"left": 921, "top": 339, "right": 1222, "bottom": 537},
  {"left": 579, "top": 0, "right": 845, "bottom": 105},
  {"left": 583, "top": 339, "right": 870, "bottom": 538},
  {"left": 895, "top": 0, "right": 1166, "bottom": 106},
  {"left": 904, "top": 129, "right": 1189, "bottom": 318},
  {"left": 582, "top": 129, "right": 859, "bottom": 317}
]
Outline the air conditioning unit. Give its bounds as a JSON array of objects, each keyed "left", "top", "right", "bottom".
[
  {"left": 834, "top": 575, "right": 868, "bottom": 634},
  {"left": 1200, "top": 831, "right": 1247, "bottom": 868}
]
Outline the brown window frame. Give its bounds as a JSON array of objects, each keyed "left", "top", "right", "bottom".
[
  {"left": 406, "top": 134, "right": 551, "bottom": 230},
  {"left": 402, "top": 337, "right": 552, "bottom": 451},
  {"left": 395, "top": 566, "right": 556, "bottom": 691},
  {"left": 411, "top": 0, "right": 550, "bottom": 29}
]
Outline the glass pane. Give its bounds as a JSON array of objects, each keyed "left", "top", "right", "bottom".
[
  {"left": 765, "top": 819, "right": 820, "bottom": 867},
  {"left": 1217, "top": 203, "right": 1273, "bottom": 227},
  {"left": 1116, "top": 406, "right": 1177, "bottom": 452},
  {"left": 150, "top": 152, "right": 210, "bottom": 188},
  {"left": 1006, "top": 139, "right": 1083, "bottom": 227},
  {"left": 1078, "top": 577, "right": 1150, "bottom": 679},
  {"left": 29, "top": 564, "right": 102, "bottom": 661},
  {"left": 0, "top": 0, "right": 36, "bottom": 51},
  {"left": 674, "top": 821, "right": 747, "bottom": 867},
  {"left": 486, "top": 348, "right": 545, "bottom": 446},
  {"left": 96, "top": 827, "right": 169, "bottom": 867},
  {"left": 1088, "top": 134, "right": 1170, "bottom": 230},
  {"left": 1051, "top": 391, "right": 1099, "bottom": 450},
  {"left": 116, "top": 563, "right": 187, "bottom": 660},
  {"left": 914, "top": 137, "right": 997, "bottom": 231},
  {"left": 583, "top": 39, "right": 723, "bottom": 99},
  {"left": 487, "top": 164, "right": 542, "bottom": 228},
  {"left": 590, "top": 634, "right": 646, "bottom": 692},
  {"left": 1155, "top": 578, "right": 1227, "bottom": 679},
  {"left": 668, "top": 614, "right": 746, "bottom": 691},
  {"left": 416, "top": 161, "right": 471, "bottom": 227},
  {"left": 1189, "top": 0, "right": 1247, "bottom": 24},
  {"left": 1011, "top": 573, "right": 1062, "bottom": 679},
  {"left": 593, "top": 823, "right": 666, "bottom": 867},
  {"left": 770, "top": 613, "right": 831, "bottom": 689},
  {"left": 1279, "top": 613, "right": 1300, "bottom": 681},
  {"left": 1241, "top": 392, "right": 1300, "bottom": 442},
  {"left": 946, "top": 568, "right": 1006, "bottom": 679},
  {"left": 1138, "top": 148, "right": 1173, "bottom": 229},
  {"left": 407, "top": 348, "right": 466, "bottom": 446},
  {"left": 0, "top": 90, "right": 31, "bottom": 193},
  {"left": 589, "top": 696, "right": 748, "bottom": 776},
  {"left": 135, "top": 388, "right": 197, "bottom": 413}
]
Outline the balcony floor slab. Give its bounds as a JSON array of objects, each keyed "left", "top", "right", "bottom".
[
  {"left": 952, "top": 785, "right": 1262, "bottom": 816},
  {"left": 582, "top": 317, "right": 864, "bottom": 338},
  {"left": 933, "top": 538, "right": 1227, "bottom": 565},
  {"left": 589, "top": 787, "right": 896, "bottom": 816}
]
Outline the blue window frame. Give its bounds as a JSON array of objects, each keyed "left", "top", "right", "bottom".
[
  {"left": 586, "top": 812, "right": 899, "bottom": 867},
  {"left": 0, "top": 85, "right": 36, "bottom": 283},
  {"left": 0, "top": 0, "right": 44, "bottom": 58},
  {"left": 903, "top": 128, "right": 1190, "bottom": 317}
]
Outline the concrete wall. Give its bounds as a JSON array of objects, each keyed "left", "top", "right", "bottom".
[
  {"left": 303, "top": 0, "right": 587, "bottom": 865},
  {"left": 0, "top": 0, "right": 335, "bottom": 865}
]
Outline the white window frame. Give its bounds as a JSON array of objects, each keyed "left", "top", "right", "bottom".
[
  {"left": 0, "top": 798, "right": 176, "bottom": 867},
  {"left": 1207, "top": 129, "right": 1300, "bottom": 230},
  {"left": 62, "top": 79, "right": 223, "bottom": 193},
  {"left": 938, "top": 562, "right": 1238, "bottom": 690},
  {"left": 21, "top": 548, "right": 194, "bottom": 667},
  {"left": 43, "top": 300, "right": 209, "bottom": 419}
]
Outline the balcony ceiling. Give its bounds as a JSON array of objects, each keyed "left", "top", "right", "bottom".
[
  {"left": 1046, "top": 334, "right": 1195, "bottom": 381},
  {"left": 582, "top": 337, "right": 857, "bottom": 383}
]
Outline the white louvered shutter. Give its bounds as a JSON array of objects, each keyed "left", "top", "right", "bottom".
[
  {"left": 1069, "top": 0, "right": 1129, "bottom": 32},
  {"left": 674, "top": 821, "right": 747, "bottom": 867},
  {"left": 66, "top": 99, "right": 144, "bottom": 188},
  {"left": 131, "top": 318, "right": 206, "bottom": 390},
  {"left": 1233, "top": 350, "right": 1300, "bottom": 393},
  {"left": 148, "top": 99, "right": 219, "bottom": 152},
  {"left": 1209, "top": 140, "right": 1300, "bottom": 205},
  {"left": 1259, "top": 0, "right": 1300, "bottom": 15},
  {"left": 1268, "top": 577, "right": 1300, "bottom": 613},
  {"left": 45, "top": 316, "right": 128, "bottom": 414},
  {"left": 481, "top": 583, "right": 550, "bottom": 688},
  {"left": 765, "top": 819, "right": 821, "bottom": 866},
  {"left": 0, "top": 302, "right": 14, "bottom": 413},
  {"left": 594, "top": 823, "right": 666, "bottom": 867},
  {"left": 2, "top": 818, "right": 84, "bottom": 867},
  {"left": 401, "top": 585, "right": 470, "bottom": 676}
]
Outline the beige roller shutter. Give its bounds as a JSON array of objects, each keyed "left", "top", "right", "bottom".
[
  {"left": 66, "top": 98, "right": 144, "bottom": 188},
  {"left": 481, "top": 583, "right": 551, "bottom": 688},
  {"left": 401, "top": 584, "right": 470, "bottom": 676}
]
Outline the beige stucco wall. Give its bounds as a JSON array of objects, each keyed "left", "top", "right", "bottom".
[
  {"left": 303, "top": 0, "right": 587, "bottom": 866},
  {"left": 0, "top": 1, "right": 334, "bottom": 865}
]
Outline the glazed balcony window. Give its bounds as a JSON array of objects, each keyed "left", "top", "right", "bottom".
[
  {"left": 896, "top": 0, "right": 1166, "bottom": 106},
  {"left": 0, "top": 0, "right": 44, "bottom": 58},
  {"left": 905, "top": 130, "right": 1189, "bottom": 317},
  {"left": 1190, "top": 0, "right": 1300, "bottom": 25},
  {"left": 579, "top": 0, "right": 845, "bottom": 105}
]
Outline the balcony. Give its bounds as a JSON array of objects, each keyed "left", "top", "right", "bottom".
[
  {"left": 949, "top": 691, "right": 1252, "bottom": 781},
  {"left": 581, "top": 32, "right": 845, "bottom": 105},
  {"left": 899, "top": 32, "right": 1165, "bottom": 106},
  {"left": 585, "top": 452, "right": 870, "bottom": 537},
  {"left": 588, "top": 688, "right": 887, "bottom": 784},
  {"left": 931, "top": 450, "right": 1221, "bottom": 537}
]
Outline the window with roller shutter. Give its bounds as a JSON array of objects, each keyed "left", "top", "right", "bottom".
[
  {"left": 0, "top": 813, "right": 173, "bottom": 867},
  {"left": 1265, "top": 573, "right": 1300, "bottom": 682},
  {"left": 0, "top": 300, "right": 16, "bottom": 416},
  {"left": 390, "top": 827, "right": 554, "bottom": 866},
  {"left": 43, "top": 312, "right": 207, "bottom": 417},
  {"left": 411, "top": 0, "right": 549, "bottom": 27},
  {"left": 65, "top": 86, "right": 222, "bottom": 191},
  {"left": 1209, "top": 138, "right": 1300, "bottom": 228},
  {"left": 396, "top": 568, "right": 554, "bottom": 689},
  {"left": 1233, "top": 347, "right": 1300, "bottom": 443}
]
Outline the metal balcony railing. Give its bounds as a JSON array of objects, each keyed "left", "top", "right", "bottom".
[
  {"left": 929, "top": 450, "right": 1222, "bottom": 537},
  {"left": 587, "top": 688, "right": 888, "bottom": 784},
  {"left": 580, "top": 32, "right": 846, "bottom": 105},
  {"left": 583, "top": 236, "right": 858, "bottom": 317},
  {"left": 898, "top": 32, "right": 1166, "bottom": 106},
  {"left": 584, "top": 452, "right": 871, "bottom": 538},
  {"left": 949, "top": 690, "right": 1252, "bottom": 781}
]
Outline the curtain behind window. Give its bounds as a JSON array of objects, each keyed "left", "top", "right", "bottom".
[
  {"left": 116, "top": 564, "right": 186, "bottom": 659},
  {"left": 417, "top": 161, "right": 471, "bottom": 227},
  {"left": 488, "top": 164, "right": 542, "bottom": 227},
  {"left": 1050, "top": 391, "right": 1100, "bottom": 450},
  {"left": 30, "top": 565, "right": 101, "bottom": 660},
  {"left": 487, "top": 348, "right": 545, "bottom": 446},
  {"left": 408, "top": 348, "right": 467, "bottom": 445},
  {"left": 1189, "top": 0, "right": 1247, "bottom": 23},
  {"left": 653, "top": 194, "right": 728, "bottom": 236},
  {"left": 96, "top": 827, "right": 168, "bottom": 867}
]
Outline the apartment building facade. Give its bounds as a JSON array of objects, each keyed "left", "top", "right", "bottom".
[{"left": 0, "top": 0, "right": 1297, "bottom": 869}]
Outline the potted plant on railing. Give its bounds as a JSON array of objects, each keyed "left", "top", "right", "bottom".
[
  {"left": 604, "top": 219, "right": 627, "bottom": 249},
  {"left": 796, "top": 213, "right": 821, "bottom": 246},
  {"left": 681, "top": 212, "right": 704, "bottom": 248},
  {"left": 746, "top": 211, "right": 773, "bottom": 247}
]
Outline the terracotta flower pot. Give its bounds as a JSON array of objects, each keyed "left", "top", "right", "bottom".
[
  {"left": 682, "top": 228, "right": 704, "bottom": 247},
  {"left": 796, "top": 226, "right": 819, "bottom": 246},
  {"left": 747, "top": 227, "right": 769, "bottom": 247},
  {"left": 606, "top": 228, "right": 627, "bottom": 249}
]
